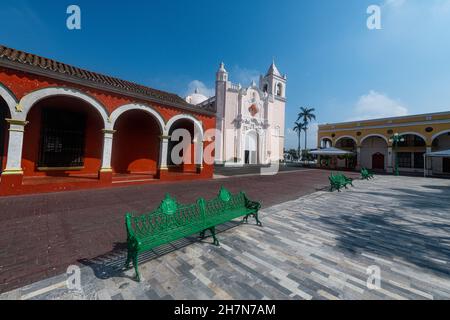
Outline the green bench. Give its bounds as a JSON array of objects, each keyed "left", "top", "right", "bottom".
[
  {"left": 124, "top": 187, "right": 262, "bottom": 281},
  {"left": 329, "top": 173, "right": 354, "bottom": 192},
  {"left": 361, "top": 168, "right": 374, "bottom": 180}
]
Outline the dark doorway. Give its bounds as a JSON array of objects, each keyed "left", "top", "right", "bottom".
[
  {"left": 38, "top": 108, "right": 86, "bottom": 168},
  {"left": 245, "top": 150, "right": 250, "bottom": 164},
  {"left": 443, "top": 158, "right": 450, "bottom": 173},
  {"left": 372, "top": 152, "right": 385, "bottom": 170}
]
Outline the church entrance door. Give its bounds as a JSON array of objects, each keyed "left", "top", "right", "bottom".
[{"left": 244, "top": 131, "right": 258, "bottom": 165}]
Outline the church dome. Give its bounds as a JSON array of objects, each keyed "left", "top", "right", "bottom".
[{"left": 186, "top": 88, "right": 208, "bottom": 105}]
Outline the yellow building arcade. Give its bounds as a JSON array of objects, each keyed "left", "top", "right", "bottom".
[{"left": 317, "top": 111, "right": 450, "bottom": 176}]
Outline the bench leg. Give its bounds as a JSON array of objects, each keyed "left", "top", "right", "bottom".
[
  {"left": 209, "top": 227, "right": 220, "bottom": 246},
  {"left": 124, "top": 250, "right": 132, "bottom": 269},
  {"left": 199, "top": 230, "right": 206, "bottom": 239},
  {"left": 253, "top": 212, "right": 262, "bottom": 227},
  {"left": 132, "top": 253, "right": 141, "bottom": 282}
]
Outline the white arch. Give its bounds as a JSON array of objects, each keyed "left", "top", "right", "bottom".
[
  {"left": 335, "top": 135, "right": 358, "bottom": 145},
  {"left": 18, "top": 87, "right": 109, "bottom": 127},
  {"left": 164, "top": 114, "right": 205, "bottom": 168},
  {"left": 320, "top": 136, "right": 333, "bottom": 142},
  {"left": 165, "top": 114, "right": 204, "bottom": 140},
  {"left": 0, "top": 82, "right": 18, "bottom": 117},
  {"left": 319, "top": 136, "right": 333, "bottom": 148},
  {"left": 360, "top": 134, "right": 389, "bottom": 145},
  {"left": 398, "top": 131, "right": 427, "bottom": 143},
  {"left": 432, "top": 129, "right": 450, "bottom": 142},
  {"left": 108, "top": 103, "right": 165, "bottom": 132}
]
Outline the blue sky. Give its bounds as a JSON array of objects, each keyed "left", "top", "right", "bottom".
[{"left": 1, "top": 0, "right": 450, "bottom": 149}]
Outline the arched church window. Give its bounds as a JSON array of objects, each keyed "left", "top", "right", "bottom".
[
  {"left": 263, "top": 84, "right": 268, "bottom": 93},
  {"left": 276, "top": 83, "right": 283, "bottom": 96}
]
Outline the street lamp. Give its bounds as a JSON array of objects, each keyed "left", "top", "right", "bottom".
[{"left": 389, "top": 133, "right": 405, "bottom": 176}]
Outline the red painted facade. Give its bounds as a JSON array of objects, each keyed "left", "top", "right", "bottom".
[{"left": 0, "top": 66, "right": 216, "bottom": 196}]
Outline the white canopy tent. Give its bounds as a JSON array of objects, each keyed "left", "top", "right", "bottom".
[
  {"left": 423, "top": 149, "right": 450, "bottom": 177},
  {"left": 310, "top": 147, "right": 354, "bottom": 156}
]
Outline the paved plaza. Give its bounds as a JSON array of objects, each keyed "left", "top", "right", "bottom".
[
  {"left": 1, "top": 174, "right": 449, "bottom": 300},
  {"left": 0, "top": 168, "right": 352, "bottom": 293}
]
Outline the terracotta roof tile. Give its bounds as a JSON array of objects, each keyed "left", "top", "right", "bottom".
[{"left": 0, "top": 45, "right": 216, "bottom": 114}]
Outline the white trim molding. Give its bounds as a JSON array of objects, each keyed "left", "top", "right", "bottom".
[
  {"left": 0, "top": 82, "right": 18, "bottom": 117},
  {"left": 165, "top": 114, "right": 205, "bottom": 167},
  {"left": 334, "top": 135, "right": 358, "bottom": 144},
  {"left": 431, "top": 130, "right": 450, "bottom": 142},
  {"left": 164, "top": 114, "right": 204, "bottom": 139},
  {"left": 17, "top": 87, "right": 109, "bottom": 127},
  {"left": 398, "top": 131, "right": 427, "bottom": 140},
  {"left": 108, "top": 103, "right": 165, "bottom": 132},
  {"left": 360, "top": 134, "right": 389, "bottom": 145}
]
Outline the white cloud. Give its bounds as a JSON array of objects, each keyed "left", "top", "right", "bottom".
[
  {"left": 185, "top": 80, "right": 215, "bottom": 98},
  {"left": 231, "top": 66, "right": 260, "bottom": 86},
  {"left": 348, "top": 90, "right": 408, "bottom": 121},
  {"left": 384, "top": 0, "right": 407, "bottom": 7},
  {"left": 0, "top": 3, "right": 48, "bottom": 31}
]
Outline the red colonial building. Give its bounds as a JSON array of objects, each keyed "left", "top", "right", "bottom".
[{"left": 0, "top": 45, "right": 216, "bottom": 196}]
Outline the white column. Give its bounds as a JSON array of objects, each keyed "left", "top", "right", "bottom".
[
  {"left": 194, "top": 140, "right": 204, "bottom": 168},
  {"left": 100, "top": 129, "right": 115, "bottom": 172},
  {"left": 214, "top": 118, "right": 223, "bottom": 164},
  {"left": 159, "top": 135, "right": 170, "bottom": 169},
  {"left": 426, "top": 146, "right": 432, "bottom": 176},
  {"left": 262, "top": 131, "right": 268, "bottom": 164},
  {"left": 387, "top": 147, "right": 393, "bottom": 173},
  {"left": 3, "top": 119, "right": 28, "bottom": 175},
  {"left": 238, "top": 131, "right": 244, "bottom": 165},
  {"left": 356, "top": 146, "right": 361, "bottom": 169}
]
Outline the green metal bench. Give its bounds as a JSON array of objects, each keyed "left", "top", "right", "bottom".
[
  {"left": 124, "top": 187, "right": 261, "bottom": 281},
  {"left": 361, "top": 168, "right": 374, "bottom": 180},
  {"left": 329, "top": 173, "right": 354, "bottom": 192}
]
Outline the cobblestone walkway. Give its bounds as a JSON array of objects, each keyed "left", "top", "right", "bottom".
[{"left": 1, "top": 176, "right": 450, "bottom": 300}]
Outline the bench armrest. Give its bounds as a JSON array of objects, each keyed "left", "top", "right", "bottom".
[
  {"left": 125, "top": 213, "right": 138, "bottom": 243},
  {"left": 245, "top": 199, "right": 261, "bottom": 211}
]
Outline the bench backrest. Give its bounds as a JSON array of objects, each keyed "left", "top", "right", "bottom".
[
  {"left": 125, "top": 194, "right": 204, "bottom": 240},
  {"left": 204, "top": 187, "right": 247, "bottom": 218}
]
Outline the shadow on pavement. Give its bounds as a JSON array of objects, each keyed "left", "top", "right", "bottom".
[
  {"left": 78, "top": 220, "right": 242, "bottom": 281},
  {"left": 318, "top": 184, "right": 450, "bottom": 278}
]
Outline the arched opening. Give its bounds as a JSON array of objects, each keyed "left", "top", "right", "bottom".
[
  {"left": 167, "top": 119, "right": 197, "bottom": 173},
  {"left": 22, "top": 96, "right": 104, "bottom": 180},
  {"left": 244, "top": 131, "right": 258, "bottom": 165},
  {"left": 431, "top": 131, "right": 450, "bottom": 174},
  {"left": 361, "top": 136, "right": 388, "bottom": 171},
  {"left": 320, "top": 138, "right": 332, "bottom": 148},
  {"left": 335, "top": 137, "right": 357, "bottom": 169},
  {"left": 112, "top": 110, "right": 161, "bottom": 178},
  {"left": 0, "top": 97, "right": 10, "bottom": 173},
  {"left": 276, "top": 83, "right": 283, "bottom": 97},
  {"left": 395, "top": 133, "right": 426, "bottom": 172}
]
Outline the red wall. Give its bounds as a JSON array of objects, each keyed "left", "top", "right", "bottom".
[
  {"left": 0, "top": 66, "right": 216, "bottom": 189},
  {"left": 22, "top": 97, "right": 103, "bottom": 176},
  {"left": 112, "top": 110, "right": 160, "bottom": 174},
  {"left": 0, "top": 101, "right": 9, "bottom": 172},
  {"left": 0, "top": 67, "right": 216, "bottom": 129}
]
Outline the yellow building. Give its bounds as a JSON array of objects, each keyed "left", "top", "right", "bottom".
[{"left": 317, "top": 111, "right": 450, "bottom": 176}]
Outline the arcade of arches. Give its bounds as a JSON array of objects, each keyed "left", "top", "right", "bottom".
[
  {"left": 318, "top": 112, "right": 450, "bottom": 176},
  {"left": 0, "top": 56, "right": 215, "bottom": 196}
]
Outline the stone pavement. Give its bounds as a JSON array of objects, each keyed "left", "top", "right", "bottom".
[
  {"left": 0, "top": 168, "right": 355, "bottom": 293},
  {"left": 1, "top": 175, "right": 449, "bottom": 300}
]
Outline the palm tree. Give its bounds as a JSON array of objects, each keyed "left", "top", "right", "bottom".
[
  {"left": 293, "top": 121, "right": 306, "bottom": 160},
  {"left": 297, "top": 107, "right": 316, "bottom": 156}
]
